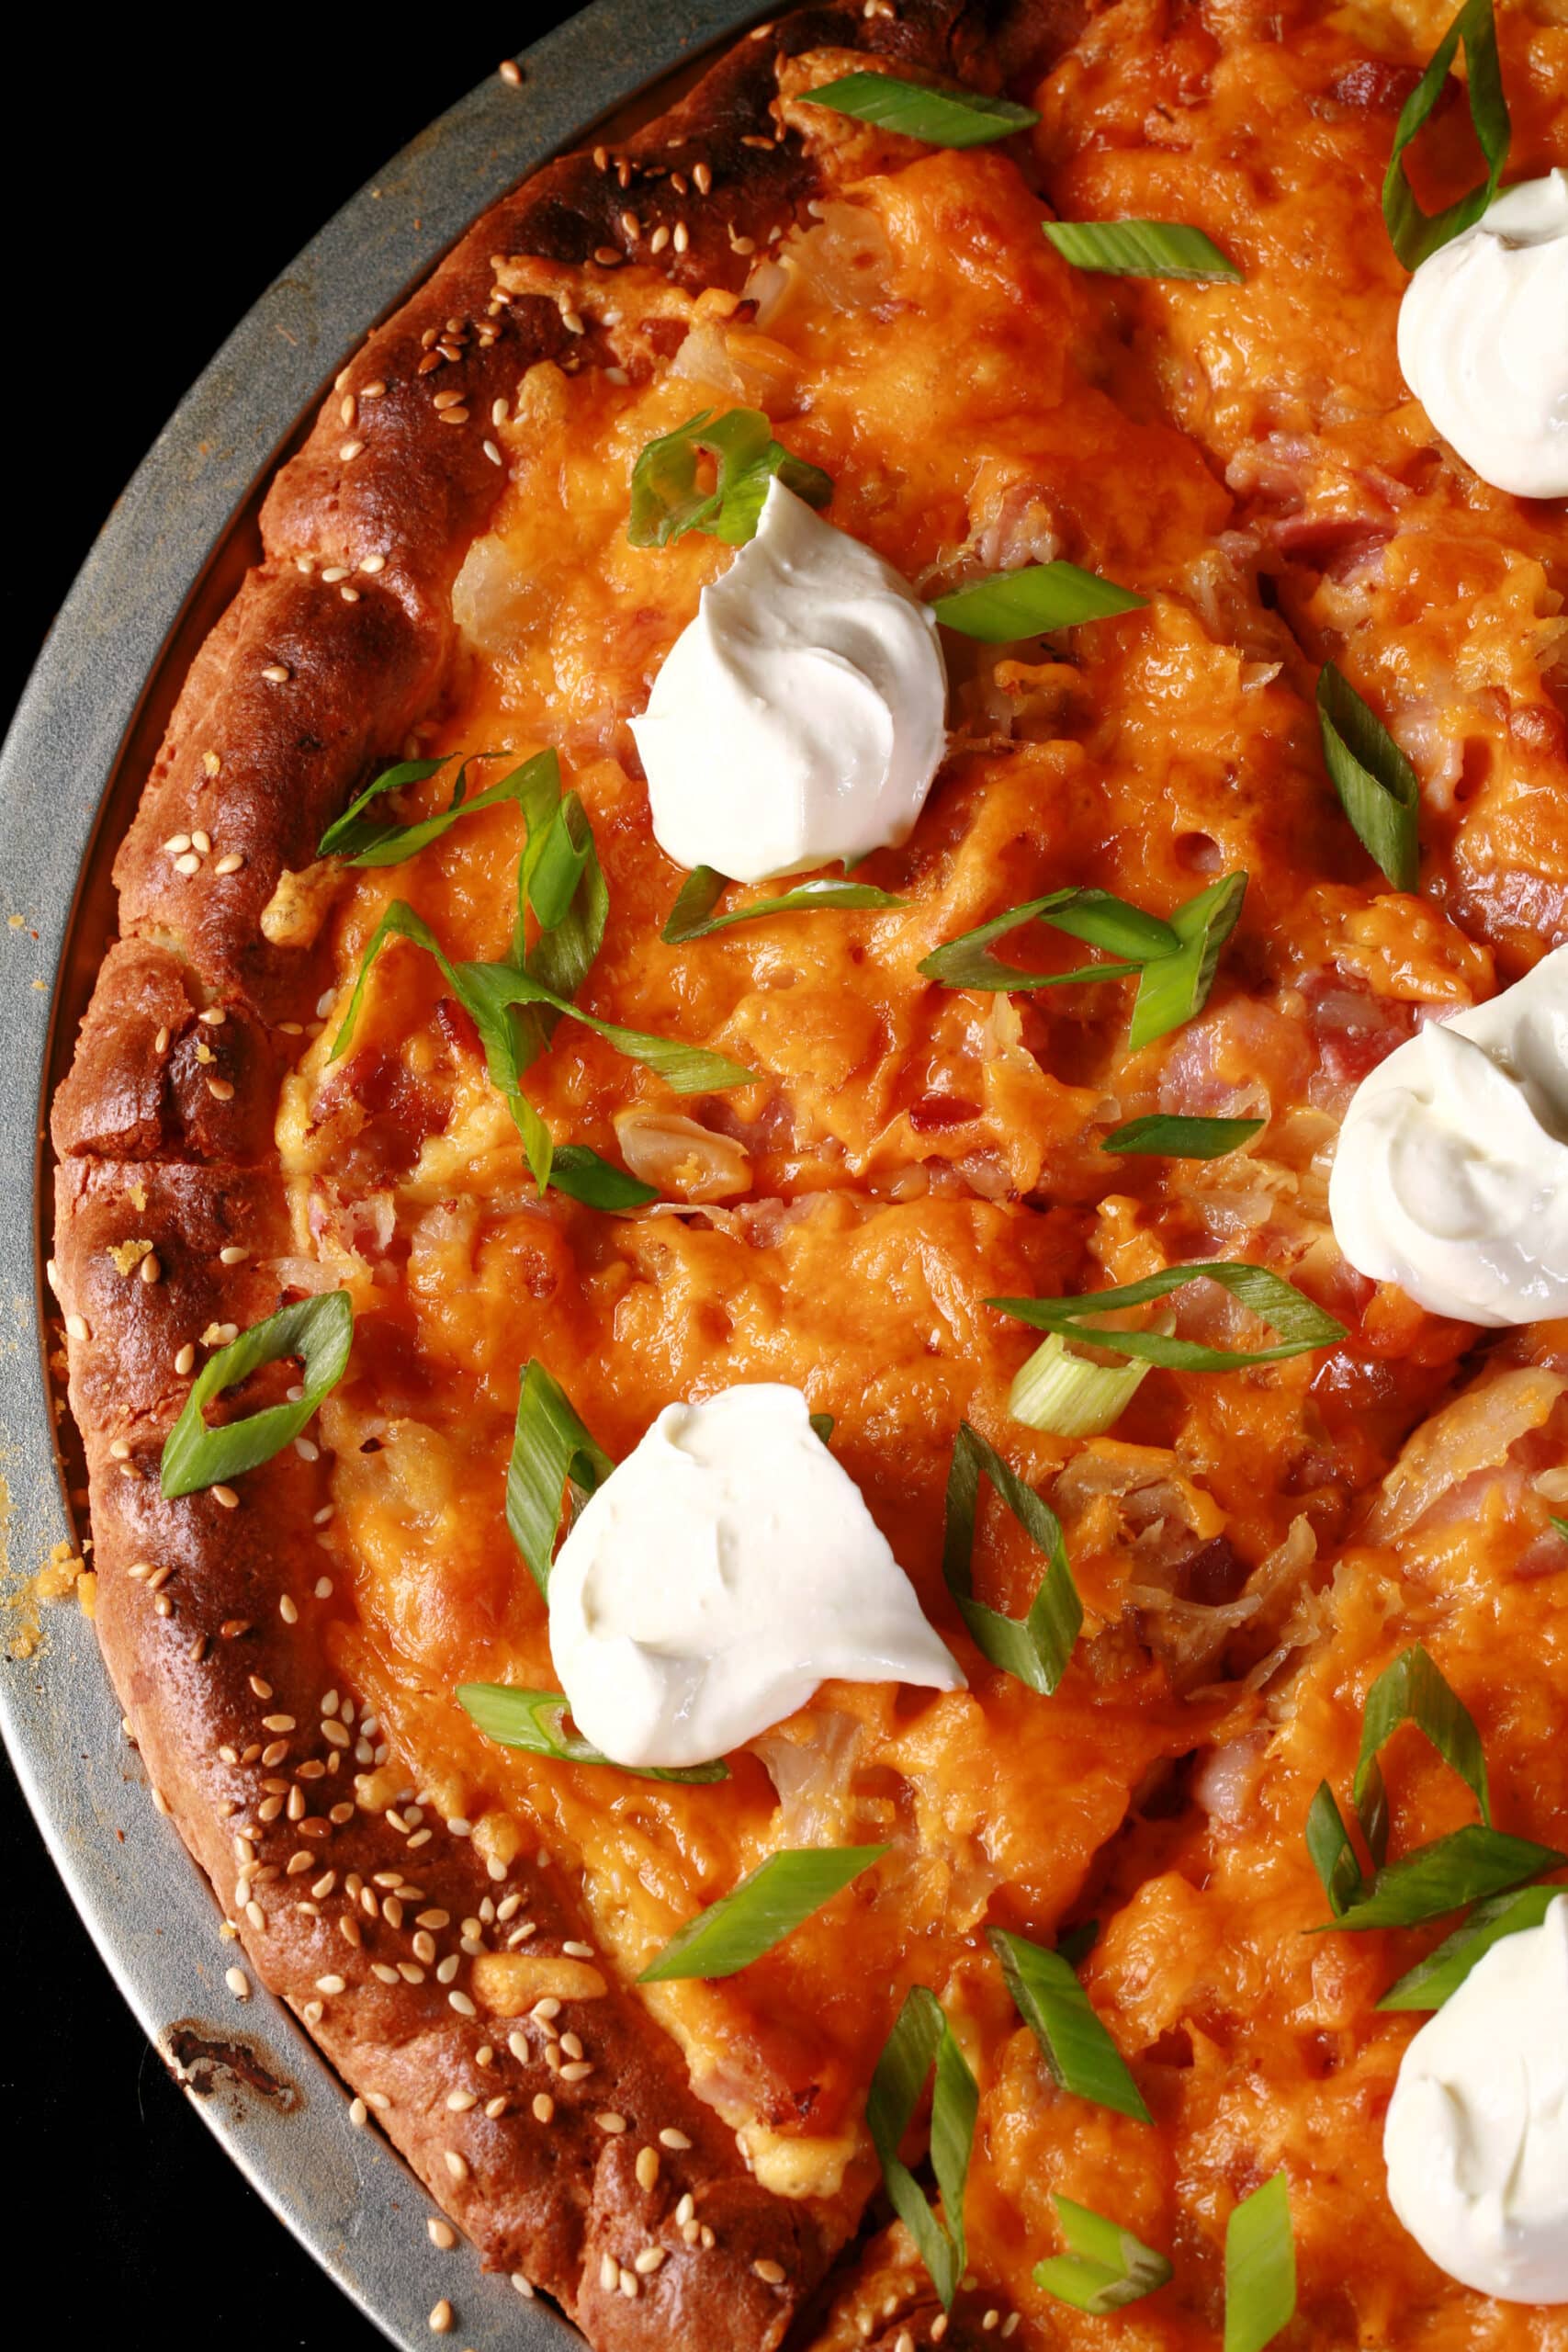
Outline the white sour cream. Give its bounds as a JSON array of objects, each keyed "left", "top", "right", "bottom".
[
  {"left": 1397, "top": 170, "right": 1568, "bottom": 500},
  {"left": 1383, "top": 1894, "right": 1568, "bottom": 2303},
  {"left": 630, "top": 478, "right": 947, "bottom": 885},
  {"left": 547, "top": 1383, "right": 963, "bottom": 1770},
  {"left": 1328, "top": 944, "right": 1568, "bottom": 1325}
]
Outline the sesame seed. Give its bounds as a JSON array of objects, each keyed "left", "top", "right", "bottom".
[
  {"left": 982, "top": 2312, "right": 999, "bottom": 2333},
  {"left": 109, "top": 1437, "right": 130, "bottom": 1460},
  {"left": 417, "top": 352, "right": 445, "bottom": 376},
  {"left": 558, "top": 2060, "right": 593, "bottom": 2083},
  {"left": 244, "top": 1899, "right": 265, "bottom": 1930},
  {"left": 675, "top": 2192, "right": 694, "bottom": 2225},
  {"left": 218, "top": 1245, "right": 249, "bottom": 1266},
  {"left": 212, "top": 1484, "right": 240, "bottom": 1510},
  {"left": 484, "top": 2095, "right": 507, "bottom": 2120},
  {"left": 619, "top": 2269, "right": 637, "bottom": 2300},
  {"left": 752, "top": 2259, "right": 786, "bottom": 2287},
  {"left": 593, "top": 246, "right": 622, "bottom": 267},
  {"left": 438, "top": 407, "right": 470, "bottom": 427},
  {"left": 931, "top": 2321, "right": 949, "bottom": 2344},
  {"left": 599, "top": 2254, "right": 617, "bottom": 2294},
  {"left": 693, "top": 162, "right": 713, "bottom": 195},
  {"left": 433, "top": 390, "right": 465, "bottom": 412},
  {"left": 444, "top": 2150, "right": 468, "bottom": 2183},
  {"left": 659, "top": 2127, "right": 692, "bottom": 2151},
  {"left": 619, "top": 210, "right": 641, "bottom": 240},
  {"left": 483, "top": 440, "right": 502, "bottom": 466},
  {"left": 165, "top": 832, "right": 193, "bottom": 854},
  {"left": 191, "top": 828, "right": 212, "bottom": 854},
  {"left": 315, "top": 1974, "right": 346, "bottom": 1996},
  {"left": 65, "top": 1313, "right": 88, "bottom": 1341},
  {"left": 634, "top": 2248, "right": 665, "bottom": 2275},
  {"left": 895, "top": 2335, "right": 915, "bottom": 2352},
  {"left": 138, "top": 1251, "right": 162, "bottom": 1285},
  {"left": 449, "top": 1990, "right": 477, "bottom": 2018},
  {"left": 361, "top": 551, "right": 386, "bottom": 574},
  {"left": 635, "top": 2147, "right": 660, "bottom": 2193},
  {"left": 202, "top": 750, "right": 222, "bottom": 775},
  {"left": 650, "top": 226, "right": 670, "bottom": 254},
  {"left": 278, "top": 1595, "right": 299, "bottom": 1625},
  {"left": 208, "top": 1077, "right": 235, "bottom": 1102},
  {"left": 428, "top": 2299, "right": 453, "bottom": 2335},
  {"left": 559, "top": 2032, "right": 584, "bottom": 2062},
  {"left": 1002, "top": 2318, "right": 1021, "bottom": 2340},
  {"left": 672, "top": 221, "right": 689, "bottom": 254},
  {"left": 533, "top": 2093, "right": 555, "bottom": 2123},
  {"left": 321, "top": 565, "right": 349, "bottom": 583},
  {"left": 349, "top": 2097, "right": 368, "bottom": 2128},
  {"left": 261, "top": 664, "right": 290, "bottom": 684},
  {"left": 340, "top": 440, "right": 365, "bottom": 462},
  {"left": 174, "top": 851, "right": 201, "bottom": 876},
  {"left": 596, "top": 2110, "right": 626, "bottom": 2134},
  {"left": 563, "top": 1940, "right": 594, "bottom": 1960},
  {"left": 225, "top": 1966, "right": 251, "bottom": 1999},
  {"left": 362, "top": 379, "right": 387, "bottom": 398},
  {"left": 428, "top": 2218, "right": 457, "bottom": 2250}
]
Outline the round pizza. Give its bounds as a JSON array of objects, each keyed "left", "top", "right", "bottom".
[{"left": 48, "top": 0, "right": 1568, "bottom": 2345}]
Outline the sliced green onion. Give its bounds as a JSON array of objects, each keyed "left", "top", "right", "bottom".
[
  {"left": 942, "top": 1422, "right": 1082, "bottom": 1693},
  {"left": 1305, "top": 1781, "right": 1366, "bottom": 1917},
  {"left": 160, "top": 1293, "right": 354, "bottom": 1499},
  {"left": 919, "top": 886, "right": 1177, "bottom": 993},
  {"left": 1354, "top": 1644, "right": 1491, "bottom": 1826},
  {"left": 638, "top": 1847, "right": 887, "bottom": 1982},
  {"left": 1551, "top": 1514, "right": 1568, "bottom": 1544},
  {"left": 1314, "top": 1825, "right": 1564, "bottom": 1932},
  {"left": 1008, "top": 1330, "right": 1149, "bottom": 1439},
  {"left": 546, "top": 1145, "right": 658, "bottom": 1211},
  {"left": 505, "top": 1359, "right": 614, "bottom": 1596},
  {"left": 988, "top": 1928, "right": 1150, "bottom": 2120},
  {"left": 457, "top": 1684, "right": 728, "bottom": 1783},
  {"left": 866, "top": 1985, "right": 978, "bottom": 2312},
  {"left": 1378, "top": 1883, "right": 1565, "bottom": 2010},
  {"left": 1043, "top": 218, "right": 1242, "bottom": 282},
  {"left": 1126, "top": 872, "right": 1247, "bottom": 1051},
  {"left": 1383, "top": 0, "right": 1510, "bottom": 270},
  {"left": 803, "top": 70, "right": 1038, "bottom": 149},
  {"left": 809, "top": 1412, "right": 835, "bottom": 1445},
  {"left": 990, "top": 1261, "right": 1346, "bottom": 1372},
  {"left": 662, "top": 867, "right": 905, "bottom": 943},
  {"left": 319, "top": 750, "right": 557, "bottom": 867},
  {"left": 628, "top": 406, "right": 831, "bottom": 548},
  {"left": 329, "top": 900, "right": 751, "bottom": 1199},
  {"left": 513, "top": 768, "right": 610, "bottom": 1009},
  {"left": 1101, "top": 1114, "right": 1264, "bottom": 1159},
  {"left": 930, "top": 562, "right": 1145, "bottom": 642},
  {"left": 1224, "top": 2175, "right": 1296, "bottom": 2352},
  {"left": 1317, "top": 665, "right": 1419, "bottom": 893},
  {"left": 1034, "top": 2195, "right": 1172, "bottom": 2316}
]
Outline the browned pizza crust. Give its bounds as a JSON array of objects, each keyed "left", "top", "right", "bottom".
[{"left": 49, "top": 6, "right": 1064, "bottom": 2346}]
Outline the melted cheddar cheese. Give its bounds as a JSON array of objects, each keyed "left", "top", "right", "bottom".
[{"left": 276, "top": 3, "right": 1568, "bottom": 2339}]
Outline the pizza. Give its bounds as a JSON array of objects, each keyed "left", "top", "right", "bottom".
[{"left": 47, "top": 0, "right": 1568, "bottom": 2346}]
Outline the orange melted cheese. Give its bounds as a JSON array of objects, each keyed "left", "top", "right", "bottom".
[{"left": 275, "top": 7, "right": 1568, "bottom": 2339}]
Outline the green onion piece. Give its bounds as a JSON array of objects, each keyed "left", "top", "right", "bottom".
[
  {"left": 628, "top": 406, "right": 831, "bottom": 548},
  {"left": 457, "top": 1684, "right": 728, "bottom": 1783},
  {"left": 545, "top": 1145, "right": 658, "bottom": 1211},
  {"left": 919, "top": 886, "right": 1178, "bottom": 993},
  {"left": 1057, "top": 1918, "right": 1099, "bottom": 1967},
  {"left": 1551, "top": 1515, "right": 1568, "bottom": 1544},
  {"left": 160, "top": 1293, "right": 354, "bottom": 1499},
  {"left": 329, "top": 902, "right": 751, "bottom": 1201},
  {"left": 1305, "top": 1781, "right": 1366, "bottom": 1917},
  {"left": 1383, "top": 0, "right": 1510, "bottom": 270},
  {"left": 803, "top": 70, "right": 1039, "bottom": 149},
  {"left": 1034, "top": 2195, "right": 1173, "bottom": 2316},
  {"left": 866, "top": 1986, "right": 978, "bottom": 2312},
  {"left": 1224, "top": 2175, "right": 1296, "bottom": 2352},
  {"left": 989, "top": 1261, "right": 1346, "bottom": 1372},
  {"left": 1101, "top": 1114, "right": 1264, "bottom": 1159},
  {"left": 638, "top": 1847, "right": 888, "bottom": 1982},
  {"left": 662, "top": 867, "right": 905, "bottom": 943},
  {"left": 930, "top": 562, "right": 1146, "bottom": 642},
  {"left": 1126, "top": 872, "right": 1247, "bottom": 1051},
  {"left": 809, "top": 1412, "right": 835, "bottom": 1445},
  {"left": 988, "top": 1928, "right": 1150, "bottom": 2120},
  {"left": 1317, "top": 665, "right": 1420, "bottom": 893},
  {"left": 1378, "top": 1883, "right": 1566, "bottom": 2009},
  {"left": 942, "top": 1422, "right": 1083, "bottom": 1693},
  {"left": 1008, "top": 1330, "right": 1149, "bottom": 1439},
  {"left": 505, "top": 1359, "right": 614, "bottom": 1596},
  {"left": 1043, "top": 218, "right": 1243, "bottom": 281},
  {"left": 1314, "top": 1826, "right": 1565, "bottom": 1932},
  {"left": 320, "top": 750, "right": 560, "bottom": 867},
  {"left": 1354, "top": 1644, "right": 1491, "bottom": 1826}
]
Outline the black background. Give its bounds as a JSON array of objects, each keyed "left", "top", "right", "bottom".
[{"left": 3, "top": 16, "right": 573, "bottom": 2346}]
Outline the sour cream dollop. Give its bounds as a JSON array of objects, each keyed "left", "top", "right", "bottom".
[
  {"left": 1328, "top": 944, "right": 1568, "bottom": 1325},
  {"left": 547, "top": 1384, "right": 963, "bottom": 1769},
  {"left": 1383, "top": 1894, "right": 1568, "bottom": 2303},
  {"left": 1397, "top": 170, "right": 1568, "bottom": 499},
  {"left": 629, "top": 478, "right": 947, "bottom": 885}
]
